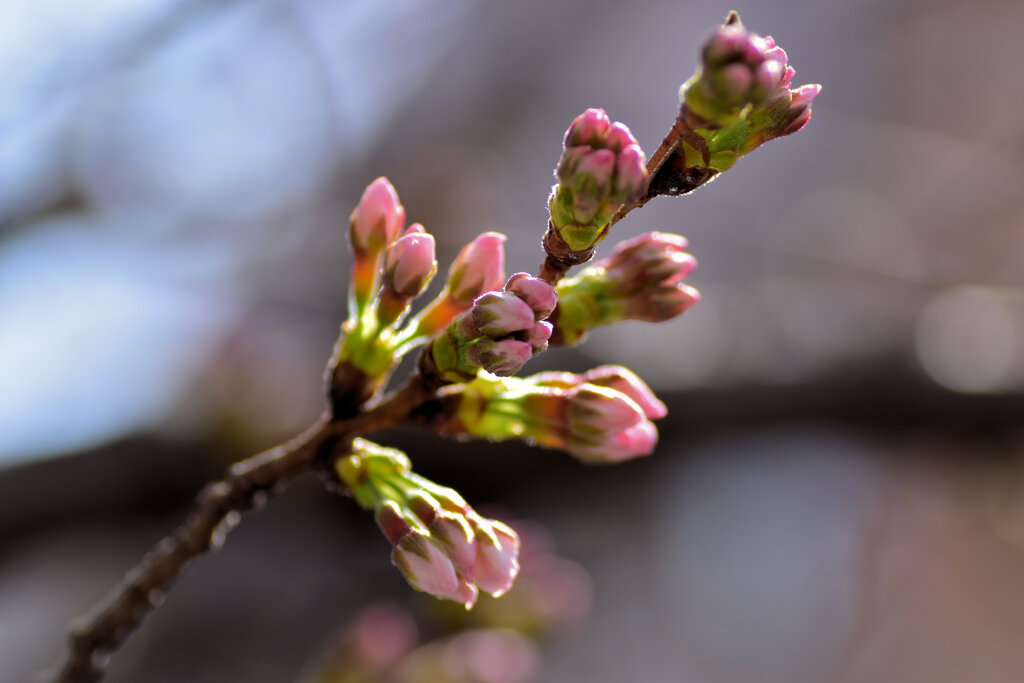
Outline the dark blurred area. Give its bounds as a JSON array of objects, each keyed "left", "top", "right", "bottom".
[{"left": 3, "top": 0, "right": 1024, "bottom": 681}]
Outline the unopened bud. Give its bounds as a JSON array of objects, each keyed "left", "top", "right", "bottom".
[
  {"left": 472, "top": 338, "right": 535, "bottom": 376},
  {"left": 571, "top": 419, "right": 658, "bottom": 463},
  {"left": 383, "top": 226, "right": 437, "bottom": 298},
  {"left": 469, "top": 517, "right": 521, "bottom": 597},
  {"left": 350, "top": 177, "right": 405, "bottom": 255},
  {"left": 568, "top": 385, "right": 646, "bottom": 437},
  {"left": 505, "top": 273, "right": 558, "bottom": 320},
  {"left": 552, "top": 231, "right": 699, "bottom": 344},
  {"left": 472, "top": 292, "right": 537, "bottom": 337},
  {"left": 448, "top": 232, "right": 507, "bottom": 305},
  {"left": 582, "top": 365, "right": 667, "bottom": 419},
  {"left": 548, "top": 109, "right": 648, "bottom": 253},
  {"left": 392, "top": 531, "right": 461, "bottom": 599}
]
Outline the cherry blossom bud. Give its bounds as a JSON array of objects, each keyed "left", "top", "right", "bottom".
[
  {"left": 548, "top": 109, "right": 649, "bottom": 253},
  {"left": 571, "top": 419, "right": 658, "bottom": 463},
  {"left": 568, "top": 385, "right": 646, "bottom": 436},
  {"left": 349, "top": 177, "right": 405, "bottom": 255},
  {"left": 582, "top": 365, "right": 667, "bottom": 419},
  {"left": 432, "top": 373, "right": 663, "bottom": 466},
  {"left": 472, "top": 338, "right": 535, "bottom": 376},
  {"left": 613, "top": 144, "right": 648, "bottom": 203},
  {"left": 505, "top": 273, "right": 558, "bottom": 320},
  {"left": 469, "top": 517, "right": 521, "bottom": 597},
  {"left": 392, "top": 530, "right": 461, "bottom": 599},
  {"left": 448, "top": 232, "right": 507, "bottom": 305},
  {"left": 472, "top": 292, "right": 537, "bottom": 337},
  {"left": 429, "top": 512, "right": 478, "bottom": 579},
  {"left": 383, "top": 226, "right": 437, "bottom": 298},
  {"left": 565, "top": 108, "right": 610, "bottom": 147},
  {"left": 525, "top": 321, "right": 553, "bottom": 353},
  {"left": 663, "top": 12, "right": 821, "bottom": 189},
  {"left": 423, "top": 272, "right": 556, "bottom": 384},
  {"left": 552, "top": 231, "right": 699, "bottom": 345}
]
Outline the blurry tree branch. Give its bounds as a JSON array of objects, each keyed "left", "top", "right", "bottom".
[{"left": 49, "top": 379, "right": 432, "bottom": 683}]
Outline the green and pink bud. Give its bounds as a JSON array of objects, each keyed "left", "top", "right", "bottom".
[
  {"left": 377, "top": 225, "right": 437, "bottom": 328},
  {"left": 447, "top": 232, "right": 508, "bottom": 305},
  {"left": 392, "top": 530, "right": 462, "bottom": 601},
  {"left": 348, "top": 177, "right": 406, "bottom": 314},
  {"left": 350, "top": 177, "right": 406, "bottom": 255},
  {"left": 582, "top": 365, "right": 667, "bottom": 419},
  {"left": 336, "top": 440, "right": 521, "bottom": 608},
  {"left": 548, "top": 109, "right": 648, "bottom": 253},
  {"left": 571, "top": 419, "right": 658, "bottom": 463},
  {"left": 468, "top": 515, "right": 521, "bottom": 597},
  {"left": 404, "top": 232, "right": 507, "bottom": 342},
  {"left": 661, "top": 12, "right": 822, "bottom": 191},
  {"left": 432, "top": 372, "right": 662, "bottom": 465},
  {"left": 424, "top": 274, "right": 556, "bottom": 383},
  {"left": 383, "top": 226, "right": 437, "bottom": 299},
  {"left": 552, "top": 231, "right": 700, "bottom": 346}
]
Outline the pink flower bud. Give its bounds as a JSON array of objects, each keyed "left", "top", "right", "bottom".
[
  {"left": 526, "top": 321, "right": 553, "bottom": 353},
  {"left": 582, "top": 366, "right": 667, "bottom": 419},
  {"left": 568, "top": 385, "right": 646, "bottom": 435},
  {"left": 472, "top": 292, "right": 537, "bottom": 336},
  {"left": 603, "top": 420, "right": 659, "bottom": 462},
  {"left": 754, "top": 59, "right": 785, "bottom": 94},
  {"left": 429, "top": 512, "right": 478, "bottom": 579},
  {"left": 472, "top": 338, "right": 534, "bottom": 376},
  {"left": 350, "top": 177, "right": 405, "bottom": 254},
  {"left": 565, "top": 108, "right": 610, "bottom": 147},
  {"left": 604, "top": 122, "right": 638, "bottom": 153},
  {"left": 470, "top": 518, "right": 521, "bottom": 597},
  {"left": 571, "top": 148, "right": 616, "bottom": 197},
  {"left": 556, "top": 145, "right": 592, "bottom": 183},
  {"left": 505, "top": 273, "right": 558, "bottom": 320},
  {"left": 392, "top": 531, "right": 461, "bottom": 599},
  {"left": 790, "top": 83, "right": 822, "bottom": 109},
  {"left": 383, "top": 226, "right": 437, "bottom": 298},
  {"left": 376, "top": 501, "right": 412, "bottom": 545},
  {"left": 613, "top": 144, "right": 648, "bottom": 203},
  {"left": 571, "top": 419, "right": 658, "bottom": 463},
  {"left": 448, "top": 232, "right": 507, "bottom": 305}
]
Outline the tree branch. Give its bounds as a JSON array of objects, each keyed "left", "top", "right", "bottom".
[{"left": 48, "top": 377, "right": 434, "bottom": 683}]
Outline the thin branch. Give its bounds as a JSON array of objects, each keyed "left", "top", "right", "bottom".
[{"left": 49, "top": 377, "right": 434, "bottom": 683}]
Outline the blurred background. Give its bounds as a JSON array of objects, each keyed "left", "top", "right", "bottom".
[{"left": 3, "top": 0, "right": 1024, "bottom": 680}]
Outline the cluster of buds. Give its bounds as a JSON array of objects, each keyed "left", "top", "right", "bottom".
[
  {"left": 337, "top": 439, "right": 520, "bottom": 608},
  {"left": 432, "top": 366, "right": 664, "bottom": 464},
  {"left": 550, "top": 232, "right": 700, "bottom": 346},
  {"left": 324, "top": 11, "right": 817, "bottom": 612},
  {"left": 649, "top": 12, "right": 822, "bottom": 196},
  {"left": 547, "top": 108, "right": 649, "bottom": 254},
  {"left": 423, "top": 273, "right": 556, "bottom": 383},
  {"left": 331, "top": 179, "right": 507, "bottom": 413}
]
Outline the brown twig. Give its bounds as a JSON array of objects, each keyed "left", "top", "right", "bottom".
[{"left": 48, "top": 377, "right": 434, "bottom": 683}]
